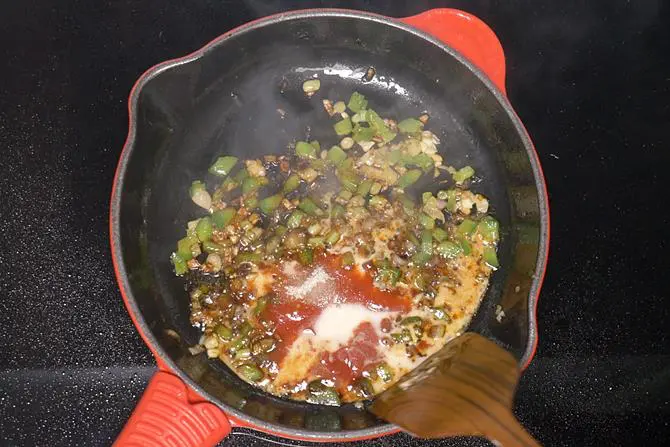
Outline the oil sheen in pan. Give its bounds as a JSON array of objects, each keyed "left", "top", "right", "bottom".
[{"left": 295, "top": 64, "right": 410, "bottom": 97}]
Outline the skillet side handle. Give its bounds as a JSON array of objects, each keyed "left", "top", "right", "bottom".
[
  {"left": 399, "top": 8, "right": 507, "bottom": 95},
  {"left": 114, "top": 370, "right": 231, "bottom": 447}
]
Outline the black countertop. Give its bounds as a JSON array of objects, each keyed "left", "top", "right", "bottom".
[{"left": 1, "top": 1, "right": 669, "bottom": 446}]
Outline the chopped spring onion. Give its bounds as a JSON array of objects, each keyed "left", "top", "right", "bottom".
[
  {"left": 482, "top": 246, "right": 500, "bottom": 269},
  {"left": 259, "top": 194, "right": 283, "bottom": 214},
  {"left": 356, "top": 179, "right": 373, "bottom": 196},
  {"left": 368, "top": 195, "right": 388, "bottom": 210},
  {"left": 456, "top": 219, "right": 477, "bottom": 238},
  {"left": 410, "top": 153, "right": 434, "bottom": 171},
  {"left": 338, "top": 170, "right": 360, "bottom": 192},
  {"left": 351, "top": 123, "right": 375, "bottom": 142},
  {"left": 366, "top": 109, "right": 397, "bottom": 143},
  {"left": 387, "top": 149, "right": 402, "bottom": 165},
  {"left": 283, "top": 229, "right": 305, "bottom": 249},
  {"left": 310, "top": 158, "right": 327, "bottom": 171},
  {"left": 347, "top": 91, "right": 368, "bottom": 113},
  {"left": 296, "top": 141, "right": 317, "bottom": 159},
  {"left": 331, "top": 203, "right": 345, "bottom": 218},
  {"left": 265, "top": 235, "right": 280, "bottom": 253},
  {"left": 253, "top": 296, "right": 269, "bottom": 316},
  {"left": 195, "top": 217, "right": 213, "bottom": 242},
  {"left": 422, "top": 191, "right": 433, "bottom": 204},
  {"left": 307, "top": 222, "right": 322, "bottom": 235},
  {"left": 238, "top": 363, "right": 264, "bottom": 382},
  {"left": 283, "top": 173, "right": 301, "bottom": 193},
  {"left": 334, "top": 117, "right": 353, "bottom": 136},
  {"left": 170, "top": 252, "right": 187, "bottom": 275},
  {"left": 436, "top": 241, "right": 463, "bottom": 259},
  {"left": 215, "top": 325, "right": 233, "bottom": 341},
  {"left": 453, "top": 166, "right": 475, "bottom": 183},
  {"left": 230, "top": 334, "right": 249, "bottom": 352},
  {"left": 370, "top": 182, "right": 382, "bottom": 195},
  {"left": 478, "top": 216, "right": 500, "bottom": 242},
  {"left": 376, "top": 363, "right": 394, "bottom": 382},
  {"left": 298, "top": 247, "right": 314, "bottom": 265},
  {"left": 202, "top": 240, "right": 225, "bottom": 254},
  {"left": 177, "top": 235, "right": 198, "bottom": 260},
  {"left": 444, "top": 189, "right": 457, "bottom": 212},
  {"left": 375, "top": 266, "right": 401, "bottom": 287},
  {"left": 235, "top": 348, "right": 252, "bottom": 360},
  {"left": 325, "top": 230, "right": 341, "bottom": 245},
  {"left": 432, "top": 227, "right": 449, "bottom": 242},
  {"left": 337, "top": 189, "right": 353, "bottom": 202},
  {"left": 235, "top": 252, "right": 262, "bottom": 264},
  {"left": 286, "top": 210, "right": 305, "bottom": 229},
  {"left": 327, "top": 145, "right": 347, "bottom": 166},
  {"left": 242, "top": 176, "right": 265, "bottom": 194},
  {"left": 233, "top": 168, "right": 249, "bottom": 182},
  {"left": 397, "top": 118, "right": 424, "bottom": 133},
  {"left": 351, "top": 110, "right": 368, "bottom": 123},
  {"left": 396, "top": 169, "right": 422, "bottom": 188},
  {"left": 208, "top": 156, "right": 238, "bottom": 177},
  {"left": 252, "top": 337, "right": 276, "bottom": 355},
  {"left": 419, "top": 213, "right": 435, "bottom": 229},
  {"left": 341, "top": 252, "right": 355, "bottom": 266},
  {"left": 212, "top": 208, "right": 236, "bottom": 228},
  {"left": 307, "top": 380, "right": 341, "bottom": 406},
  {"left": 307, "top": 236, "right": 325, "bottom": 247},
  {"left": 458, "top": 238, "right": 472, "bottom": 255},
  {"left": 412, "top": 230, "right": 433, "bottom": 265},
  {"left": 298, "top": 197, "right": 323, "bottom": 216},
  {"left": 217, "top": 177, "right": 239, "bottom": 195},
  {"left": 244, "top": 196, "right": 258, "bottom": 209},
  {"left": 401, "top": 316, "right": 423, "bottom": 326}
]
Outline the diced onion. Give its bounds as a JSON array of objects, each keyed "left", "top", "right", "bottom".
[
  {"left": 340, "top": 137, "right": 354, "bottom": 150},
  {"left": 302, "top": 79, "right": 321, "bottom": 95},
  {"left": 191, "top": 190, "right": 212, "bottom": 210},
  {"left": 206, "top": 253, "right": 222, "bottom": 272},
  {"left": 203, "top": 335, "right": 219, "bottom": 349}
]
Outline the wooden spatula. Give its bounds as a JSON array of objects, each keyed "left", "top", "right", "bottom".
[{"left": 369, "top": 332, "right": 540, "bottom": 446}]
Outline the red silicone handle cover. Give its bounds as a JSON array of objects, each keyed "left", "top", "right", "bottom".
[
  {"left": 113, "top": 371, "right": 231, "bottom": 447},
  {"left": 400, "top": 8, "right": 507, "bottom": 95}
]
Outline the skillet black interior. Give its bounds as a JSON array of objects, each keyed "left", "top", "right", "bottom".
[{"left": 113, "top": 11, "right": 547, "bottom": 439}]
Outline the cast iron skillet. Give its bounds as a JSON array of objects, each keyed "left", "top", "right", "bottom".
[{"left": 110, "top": 8, "right": 549, "bottom": 446}]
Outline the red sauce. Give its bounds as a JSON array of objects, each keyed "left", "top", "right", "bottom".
[
  {"left": 264, "top": 300, "right": 321, "bottom": 362},
  {"left": 311, "top": 322, "right": 381, "bottom": 390},
  {"left": 320, "top": 255, "right": 411, "bottom": 312},
  {"left": 262, "top": 255, "right": 410, "bottom": 366}
]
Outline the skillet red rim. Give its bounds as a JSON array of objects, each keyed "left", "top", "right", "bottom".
[{"left": 109, "top": 8, "right": 550, "bottom": 441}]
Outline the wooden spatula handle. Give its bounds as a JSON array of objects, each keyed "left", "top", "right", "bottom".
[
  {"left": 485, "top": 409, "right": 540, "bottom": 447},
  {"left": 370, "top": 333, "right": 541, "bottom": 446}
]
